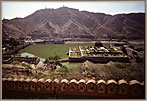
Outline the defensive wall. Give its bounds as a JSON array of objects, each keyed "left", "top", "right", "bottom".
[
  {"left": 2, "top": 78, "right": 145, "bottom": 99},
  {"left": 69, "top": 56, "right": 130, "bottom": 63},
  {"left": 3, "top": 43, "right": 33, "bottom": 55},
  {"left": 2, "top": 56, "right": 40, "bottom": 65}
]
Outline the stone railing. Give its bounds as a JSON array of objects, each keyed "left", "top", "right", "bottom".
[{"left": 2, "top": 78, "right": 145, "bottom": 99}]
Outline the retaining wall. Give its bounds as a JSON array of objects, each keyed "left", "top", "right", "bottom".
[
  {"left": 2, "top": 78, "right": 145, "bottom": 99},
  {"left": 3, "top": 43, "right": 32, "bottom": 55},
  {"left": 69, "top": 56, "right": 130, "bottom": 63},
  {"left": 3, "top": 56, "right": 40, "bottom": 65}
]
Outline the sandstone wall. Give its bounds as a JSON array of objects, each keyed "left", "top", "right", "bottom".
[{"left": 2, "top": 78, "right": 145, "bottom": 99}]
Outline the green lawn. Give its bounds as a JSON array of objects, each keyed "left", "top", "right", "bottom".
[
  {"left": 61, "top": 62, "right": 82, "bottom": 69},
  {"left": 18, "top": 43, "right": 94, "bottom": 59}
]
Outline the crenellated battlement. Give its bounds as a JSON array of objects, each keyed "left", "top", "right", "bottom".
[{"left": 2, "top": 78, "right": 145, "bottom": 99}]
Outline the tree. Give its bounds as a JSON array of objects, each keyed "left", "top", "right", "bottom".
[
  {"left": 25, "top": 56, "right": 29, "bottom": 58},
  {"left": 44, "top": 57, "right": 50, "bottom": 64},
  {"left": 19, "top": 36, "right": 26, "bottom": 40},
  {"left": 44, "top": 55, "right": 61, "bottom": 71},
  {"left": 61, "top": 65, "right": 68, "bottom": 76},
  {"left": 9, "top": 37, "right": 20, "bottom": 46},
  {"left": 94, "top": 42, "right": 103, "bottom": 47},
  {"left": 44, "top": 55, "right": 61, "bottom": 65}
]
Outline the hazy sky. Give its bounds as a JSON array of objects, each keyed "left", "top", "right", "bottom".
[{"left": 2, "top": 1, "right": 145, "bottom": 19}]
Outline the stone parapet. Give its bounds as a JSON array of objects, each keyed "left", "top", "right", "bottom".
[{"left": 2, "top": 78, "right": 145, "bottom": 99}]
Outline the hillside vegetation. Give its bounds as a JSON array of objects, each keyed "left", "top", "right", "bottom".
[{"left": 2, "top": 7, "right": 145, "bottom": 40}]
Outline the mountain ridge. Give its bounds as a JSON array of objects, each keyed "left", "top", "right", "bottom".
[{"left": 2, "top": 7, "right": 145, "bottom": 40}]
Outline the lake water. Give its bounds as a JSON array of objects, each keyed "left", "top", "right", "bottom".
[
  {"left": 21, "top": 52, "right": 35, "bottom": 57},
  {"left": 21, "top": 52, "right": 82, "bottom": 68},
  {"left": 21, "top": 52, "right": 45, "bottom": 62}
]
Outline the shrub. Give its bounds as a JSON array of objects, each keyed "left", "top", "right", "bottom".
[
  {"left": 22, "top": 63, "right": 32, "bottom": 70},
  {"left": 94, "top": 42, "right": 103, "bottom": 47}
]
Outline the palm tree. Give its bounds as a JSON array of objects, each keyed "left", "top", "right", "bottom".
[
  {"left": 44, "top": 55, "right": 61, "bottom": 64},
  {"left": 44, "top": 55, "right": 61, "bottom": 71}
]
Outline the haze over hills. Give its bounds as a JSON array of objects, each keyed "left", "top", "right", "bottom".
[{"left": 2, "top": 7, "right": 145, "bottom": 40}]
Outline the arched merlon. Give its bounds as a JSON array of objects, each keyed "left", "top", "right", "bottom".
[
  {"left": 37, "top": 78, "right": 45, "bottom": 93},
  {"left": 52, "top": 79, "right": 60, "bottom": 92},
  {"left": 107, "top": 79, "right": 118, "bottom": 95},
  {"left": 129, "top": 80, "right": 143, "bottom": 97},
  {"left": 23, "top": 78, "right": 31, "bottom": 91},
  {"left": 69, "top": 79, "right": 78, "bottom": 92},
  {"left": 86, "top": 79, "right": 97, "bottom": 93},
  {"left": 78, "top": 79, "right": 86, "bottom": 93},
  {"left": 118, "top": 79, "right": 129, "bottom": 95},
  {"left": 2, "top": 78, "right": 145, "bottom": 98},
  {"left": 30, "top": 78, "right": 38, "bottom": 92},
  {"left": 97, "top": 80, "right": 107, "bottom": 94},
  {"left": 44, "top": 79, "right": 52, "bottom": 93},
  {"left": 60, "top": 79, "right": 69, "bottom": 93}
]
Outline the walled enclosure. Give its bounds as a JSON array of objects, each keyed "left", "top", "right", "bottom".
[
  {"left": 2, "top": 78, "right": 145, "bottom": 99},
  {"left": 68, "top": 46, "right": 130, "bottom": 63}
]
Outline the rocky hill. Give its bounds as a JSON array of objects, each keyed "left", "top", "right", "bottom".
[{"left": 2, "top": 7, "right": 145, "bottom": 40}]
